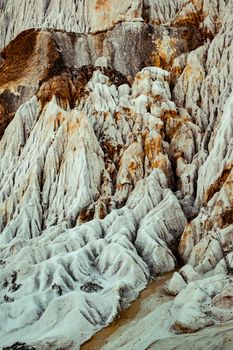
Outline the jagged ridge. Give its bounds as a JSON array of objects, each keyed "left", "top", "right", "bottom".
[{"left": 0, "top": 0, "right": 232, "bottom": 349}]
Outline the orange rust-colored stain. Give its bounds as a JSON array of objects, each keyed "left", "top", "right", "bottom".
[
  {"left": 114, "top": 111, "right": 122, "bottom": 121},
  {"left": 0, "top": 30, "right": 63, "bottom": 137},
  {"left": 183, "top": 64, "right": 205, "bottom": 82},
  {"left": 150, "top": 36, "right": 181, "bottom": 72},
  {"left": 178, "top": 223, "right": 192, "bottom": 259},
  {"left": 204, "top": 164, "right": 233, "bottom": 204},
  {"left": 149, "top": 23, "right": 204, "bottom": 80},
  {"left": 67, "top": 120, "right": 80, "bottom": 135},
  {"left": 144, "top": 135, "right": 163, "bottom": 162},
  {"left": 219, "top": 207, "right": 233, "bottom": 227},
  {"left": 78, "top": 206, "right": 95, "bottom": 224},
  {"left": 38, "top": 74, "right": 76, "bottom": 109},
  {"left": 174, "top": 150, "right": 184, "bottom": 162},
  {"left": 95, "top": 0, "right": 110, "bottom": 10},
  {"left": 128, "top": 161, "right": 137, "bottom": 172},
  {"left": 98, "top": 205, "right": 107, "bottom": 220},
  {"left": 101, "top": 141, "right": 122, "bottom": 163},
  {"left": 0, "top": 30, "right": 60, "bottom": 88},
  {"left": 160, "top": 112, "right": 184, "bottom": 142},
  {"left": 0, "top": 102, "right": 15, "bottom": 138},
  {"left": 56, "top": 112, "right": 65, "bottom": 125},
  {"left": 173, "top": 0, "right": 204, "bottom": 28},
  {"left": 214, "top": 171, "right": 233, "bottom": 227},
  {"left": 174, "top": 11, "right": 203, "bottom": 27},
  {"left": 0, "top": 29, "right": 38, "bottom": 86},
  {"left": 160, "top": 110, "right": 178, "bottom": 120},
  {"left": 94, "top": 33, "right": 105, "bottom": 56},
  {"left": 150, "top": 52, "right": 162, "bottom": 68},
  {"left": 171, "top": 65, "right": 185, "bottom": 82},
  {"left": 151, "top": 156, "right": 168, "bottom": 173}
]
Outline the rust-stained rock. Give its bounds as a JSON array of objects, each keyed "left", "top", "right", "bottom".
[
  {"left": 37, "top": 74, "right": 77, "bottom": 110},
  {"left": 204, "top": 164, "right": 233, "bottom": 205},
  {"left": 0, "top": 0, "right": 233, "bottom": 348},
  {"left": 150, "top": 25, "right": 204, "bottom": 73},
  {"left": 0, "top": 30, "right": 63, "bottom": 137},
  {"left": 213, "top": 287, "right": 233, "bottom": 309},
  {"left": 0, "top": 21, "right": 204, "bottom": 138},
  {"left": 0, "top": 30, "right": 61, "bottom": 89}
]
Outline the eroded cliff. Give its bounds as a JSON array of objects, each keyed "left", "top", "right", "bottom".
[{"left": 0, "top": 1, "right": 232, "bottom": 349}]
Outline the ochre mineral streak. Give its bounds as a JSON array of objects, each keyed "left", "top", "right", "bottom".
[{"left": 0, "top": 1, "right": 232, "bottom": 349}]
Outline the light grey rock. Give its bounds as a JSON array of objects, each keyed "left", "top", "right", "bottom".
[{"left": 166, "top": 272, "right": 187, "bottom": 295}]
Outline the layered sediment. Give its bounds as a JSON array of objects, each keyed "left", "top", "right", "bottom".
[{"left": 0, "top": 1, "right": 232, "bottom": 349}]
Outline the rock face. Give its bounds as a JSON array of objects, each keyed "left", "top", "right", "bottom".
[
  {"left": 0, "top": 0, "right": 142, "bottom": 49},
  {"left": 0, "top": 20, "right": 203, "bottom": 137},
  {"left": 148, "top": 320, "right": 233, "bottom": 350},
  {"left": 0, "top": 0, "right": 232, "bottom": 349}
]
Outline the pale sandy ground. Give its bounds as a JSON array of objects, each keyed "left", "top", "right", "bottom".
[
  {"left": 148, "top": 321, "right": 233, "bottom": 350},
  {"left": 81, "top": 271, "right": 174, "bottom": 350},
  {"left": 81, "top": 270, "right": 233, "bottom": 350}
]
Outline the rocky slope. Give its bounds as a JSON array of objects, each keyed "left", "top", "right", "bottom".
[{"left": 0, "top": 1, "right": 232, "bottom": 349}]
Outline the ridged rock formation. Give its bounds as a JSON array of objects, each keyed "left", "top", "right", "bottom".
[{"left": 0, "top": 1, "right": 232, "bottom": 349}]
